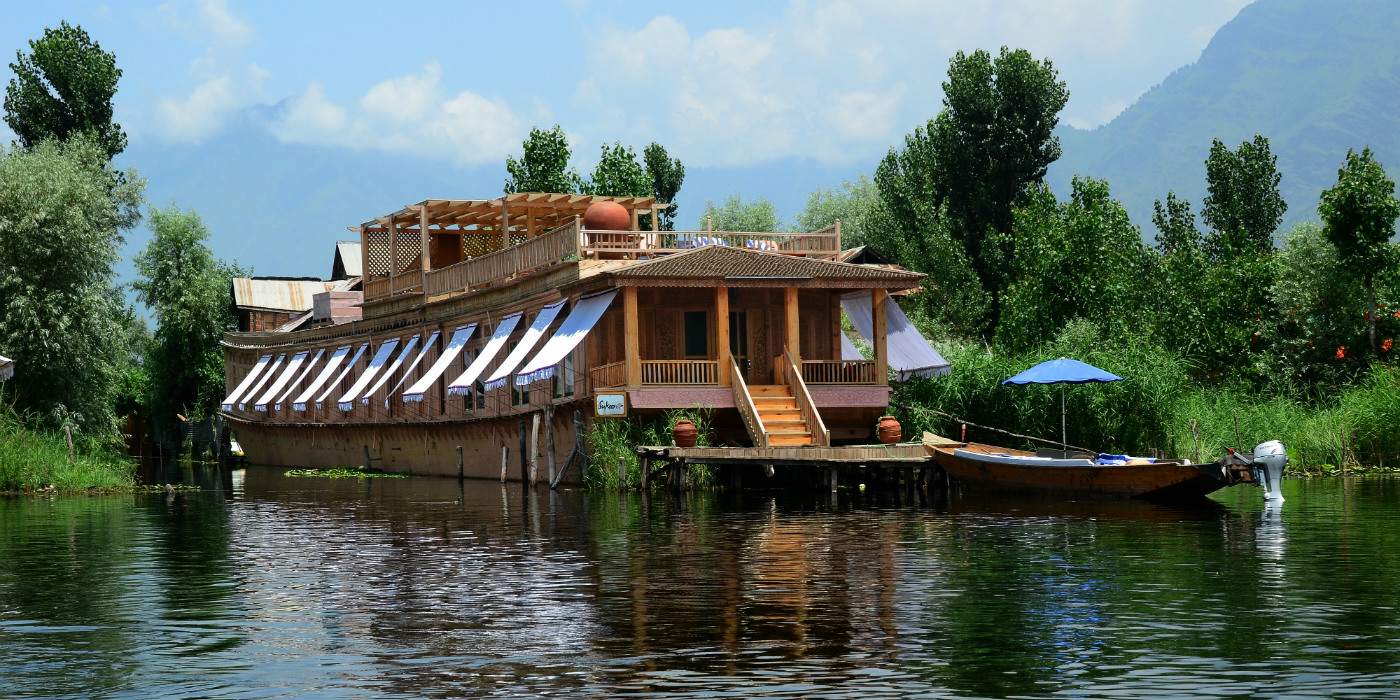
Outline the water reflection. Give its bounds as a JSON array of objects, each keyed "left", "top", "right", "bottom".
[{"left": 2, "top": 470, "right": 1400, "bottom": 698}]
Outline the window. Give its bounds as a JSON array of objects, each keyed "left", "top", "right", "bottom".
[{"left": 683, "top": 311, "right": 709, "bottom": 359}]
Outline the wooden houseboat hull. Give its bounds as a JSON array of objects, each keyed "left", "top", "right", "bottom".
[{"left": 930, "top": 442, "right": 1230, "bottom": 500}]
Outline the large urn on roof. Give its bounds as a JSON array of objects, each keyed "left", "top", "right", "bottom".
[{"left": 583, "top": 200, "right": 630, "bottom": 230}]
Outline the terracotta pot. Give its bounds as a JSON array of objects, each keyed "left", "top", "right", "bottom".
[
  {"left": 583, "top": 200, "right": 631, "bottom": 231},
  {"left": 876, "top": 415, "right": 901, "bottom": 445},
  {"left": 673, "top": 419, "right": 698, "bottom": 447}
]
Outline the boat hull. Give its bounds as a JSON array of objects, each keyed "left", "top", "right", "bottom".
[
  {"left": 225, "top": 411, "right": 583, "bottom": 483},
  {"left": 930, "top": 442, "right": 1230, "bottom": 500}
]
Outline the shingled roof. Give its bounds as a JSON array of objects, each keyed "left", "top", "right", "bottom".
[{"left": 605, "top": 245, "right": 923, "bottom": 288}]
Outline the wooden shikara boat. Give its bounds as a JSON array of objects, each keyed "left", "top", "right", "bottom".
[{"left": 927, "top": 441, "right": 1252, "bottom": 500}]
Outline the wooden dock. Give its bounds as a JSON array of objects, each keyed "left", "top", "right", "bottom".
[{"left": 635, "top": 441, "right": 937, "bottom": 492}]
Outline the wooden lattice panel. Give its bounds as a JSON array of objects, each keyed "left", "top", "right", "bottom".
[
  {"left": 462, "top": 233, "right": 499, "bottom": 259},
  {"left": 365, "top": 230, "right": 390, "bottom": 276},
  {"left": 394, "top": 236, "right": 421, "bottom": 274}
]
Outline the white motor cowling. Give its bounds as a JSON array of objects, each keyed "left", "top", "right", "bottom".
[{"left": 1254, "top": 440, "right": 1287, "bottom": 502}]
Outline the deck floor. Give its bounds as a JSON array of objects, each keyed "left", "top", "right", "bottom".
[{"left": 638, "top": 442, "right": 931, "bottom": 467}]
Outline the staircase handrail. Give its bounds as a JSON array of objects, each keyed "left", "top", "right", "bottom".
[
  {"left": 781, "top": 350, "right": 830, "bottom": 446},
  {"left": 731, "top": 355, "right": 767, "bottom": 447}
]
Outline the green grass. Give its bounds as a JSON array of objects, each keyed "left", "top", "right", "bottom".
[
  {"left": 585, "top": 408, "right": 716, "bottom": 490},
  {"left": 283, "top": 467, "right": 409, "bottom": 479},
  {"left": 0, "top": 407, "right": 135, "bottom": 492}
]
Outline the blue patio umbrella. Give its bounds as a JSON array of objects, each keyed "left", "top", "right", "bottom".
[{"left": 1003, "top": 358, "right": 1122, "bottom": 450}]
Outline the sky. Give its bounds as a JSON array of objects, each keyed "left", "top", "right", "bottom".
[{"left": 0, "top": 0, "right": 1252, "bottom": 287}]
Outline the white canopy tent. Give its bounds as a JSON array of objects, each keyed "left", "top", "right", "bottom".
[
  {"left": 516, "top": 290, "right": 618, "bottom": 386},
  {"left": 254, "top": 351, "right": 308, "bottom": 411},
  {"left": 337, "top": 340, "right": 399, "bottom": 411},
  {"left": 0, "top": 355, "right": 13, "bottom": 383},
  {"left": 275, "top": 348, "right": 324, "bottom": 410},
  {"left": 841, "top": 291, "right": 951, "bottom": 380},
  {"left": 447, "top": 312, "right": 522, "bottom": 396},
  {"left": 482, "top": 300, "right": 566, "bottom": 391},
  {"left": 380, "top": 331, "right": 439, "bottom": 408},
  {"left": 222, "top": 354, "right": 272, "bottom": 412},
  {"left": 239, "top": 354, "right": 285, "bottom": 410},
  {"left": 403, "top": 324, "right": 477, "bottom": 403}
]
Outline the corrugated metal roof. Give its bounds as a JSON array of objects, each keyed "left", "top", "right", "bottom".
[
  {"left": 334, "top": 241, "right": 362, "bottom": 278},
  {"left": 231, "top": 279, "right": 342, "bottom": 312}
]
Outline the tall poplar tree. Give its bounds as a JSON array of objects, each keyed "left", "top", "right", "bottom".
[{"left": 1319, "top": 147, "right": 1400, "bottom": 352}]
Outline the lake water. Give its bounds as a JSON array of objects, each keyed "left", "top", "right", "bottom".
[{"left": 2, "top": 467, "right": 1398, "bottom": 699}]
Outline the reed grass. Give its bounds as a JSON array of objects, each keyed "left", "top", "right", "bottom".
[
  {"left": 0, "top": 406, "right": 135, "bottom": 492},
  {"left": 585, "top": 408, "right": 716, "bottom": 490}
]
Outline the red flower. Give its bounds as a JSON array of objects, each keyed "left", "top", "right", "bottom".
[
  {"left": 1395, "top": 310, "right": 1400, "bottom": 319},
  {"left": 1384, "top": 339, "right": 1394, "bottom": 352},
  {"left": 1337, "top": 346, "right": 1348, "bottom": 359}
]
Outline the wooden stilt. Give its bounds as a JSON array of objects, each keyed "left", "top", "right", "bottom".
[
  {"left": 530, "top": 412, "right": 540, "bottom": 484},
  {"left": 640, "top": 456, "right": 650, "bottom": 490},
  {"left": 545, "top": 404, "right": 556, "bottom": 485},
  {"left": 618, "top": 456, "right": 628, "bottom": 491},
  {"left": 456, "top": 445, "right": 464, "bottom": 480},
  {"left": 500, "top": 445, "right": 508, "bottom": 482},
  {"left": 518, "top": 419, "right": 528, "bottom": 487}
]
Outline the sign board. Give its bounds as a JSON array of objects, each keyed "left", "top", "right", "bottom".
[{"left": 595, "top": 392, "right": 627, "bottom": 417}]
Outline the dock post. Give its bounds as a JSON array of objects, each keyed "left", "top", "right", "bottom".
[
  {"left": 678, "top": 463, "right": 687, "bottom": 492},
  {"left": 828, "top": 465, "right": 838, "bottom": 493},
  {"left": 640, "top": 455, "right": 650, "bottom": 491},
  {"left": 618, "top": 456, "right": 628, "bottom": 490},
  {"left": 530, "top": 413, "right": 540, "bottom": 484},
  {"left": 363, "top": 444, "right": 372, "bottom": 471},
  {"left": 574, "top": 410, "right": 587, "bottom": 481},
  {"left": 500, "top": 445, "right": 508, "bottom": 482},
  {"left": 457, "top": 445, "right": 464, "bottom": 480},
  {"left": 545, "top": 405, "right": 556, "bottom": 485},
  {"left": 519, "top": 419, "right": 529, "bottom": 487}
]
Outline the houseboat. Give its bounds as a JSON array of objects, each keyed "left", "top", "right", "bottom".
[{"left": 219, "top": 193, "right": 946, "bottom": 482}]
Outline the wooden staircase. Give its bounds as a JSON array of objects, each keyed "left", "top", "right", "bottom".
[{"left": 749, "top": 385, "right": 813, "bottom": 446}]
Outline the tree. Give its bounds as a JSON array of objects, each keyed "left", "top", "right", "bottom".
[
  {"left": 794, "top": 174, "right": 877, "bottom": 248},
  {"left": 697, "top": 194, "right": 784, "bottom": 233},
  {"left": 1319, "top": 147, "right": 1400, "bottom": 352},
  {"left": 643, "top": 142, "right": 685, "bottom": 231},
  {"left": 503, "top": 125, "right": 581, "bottom": 194},
  {"left": 875, "top": 46, "right": 1068, "bottom": 331},
  {"left": 4, "top": 21, "right": 127, "bottom": 160},
  {"left": 133, "top": 204, "right": 246, "bottom": 429},
  {"left": 585, "top": 142, "right": 650, "bottom": 198},
  {"left": 1201, "top": 135, "right": 1287, "bottom": 258},
  {"left": 1269, "top": 223, "right": 1366, "bottom": 386},
  {"left": 1152, "top": 191, "right": 1202, "bottom": 254},
  {"left": 0, "top": 137, "right": 143, "bottom": 434}
]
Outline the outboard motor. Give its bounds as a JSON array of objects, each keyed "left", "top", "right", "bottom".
[{"left": 1253, "top": 440, "right": 1288, "bottom": 502}]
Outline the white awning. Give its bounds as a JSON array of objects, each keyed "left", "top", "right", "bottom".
[
  {"left": 516, "top": 290, "right": 618, "bottom": 385},
  {"left": 840, "top": 332, "right": 863, "bottom": 361},
  {"left": 254, "top": 351, "right": 308, "bottom": 411},
  {"left": 483, "top": 300, "right": 566, "bottom": 391},
  {"left": 361, "top": 334, "right": 420, "bottom": 407},
  {"left": 380, "top": 331, "right": 439, "bottom": 408},
  {"left": 337, "top": 339, "right": 399, "bottom": 411},
  {"left": 404, "top": 324, "right": 477, "bottom": 403},
  {"left": 0, "top": 355, "right": 13, "bottom": 383},
  {"left": 239, "top": 354, "right": 285, "bottom": 410},
  {"left": 275, "top": 348, "right": 324, "bottom": 410},
  {"left": 447, "top": 312, "right": 522, "bottom": 396},
  {"left": 293, "top": 344, "right": 355, "bottom": 411},
  {"left": 841, "top": 292, "right": 951, "bottom": 380},
  {"left": 221, "top": 354, "right": 271, "bottom": 412}
]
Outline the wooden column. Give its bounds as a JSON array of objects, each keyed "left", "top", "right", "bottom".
[
  {"left": 716, "top": 286, "right": 731, "bottom": 386},
  {"left": 500, "top": 201, "right": 510, "bottom": 251},
  {"left": 388, "top": 216, "right": 398, "bottom": 287},
  {"left": 872, "top": 288, "right": 888, "bottom": 386},
  {"left": 630, "top": 207, "right": 640, "bottom": 231},
  {"left": 526, "top": 208, "right": 537, "bottom": 238},
  {"left": 651, "top": 204, "right": 660, "bottom": 231},
  {"left": 830, "top": 293, "right": 843, "bottom": 361},
  {"left": 624, "top": 286, "right": 641, "bottom": 388},
  {"left": 359, "top": 226, "right": 370, "bottom": 285},
  {"left": 419, "top": 205, "right": 430, "bottom": 288},
  {"left": 784, "top": 287, "right": 801, "bottom": 364}
]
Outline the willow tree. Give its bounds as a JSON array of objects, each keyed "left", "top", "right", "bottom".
[{"left": 1319, "top": 147, "right": 1400, "bottom": 352}]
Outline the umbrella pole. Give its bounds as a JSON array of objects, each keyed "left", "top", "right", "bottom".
[{"left": 1061, "top": 385, "right": 1066, "bottom": 451}]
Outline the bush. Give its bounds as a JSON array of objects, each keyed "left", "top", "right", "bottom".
[
  {"left": 0, "top": 402, "right": 134, "bottom": 491},
  {"left": 585, "top": 408, "right": 715, "bottom": 490}
]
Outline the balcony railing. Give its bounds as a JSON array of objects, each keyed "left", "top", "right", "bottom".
[
  {"left": 590, "top": 360, "right": 626, "bottom": 390},
  {"left": 581, "top": 225, "right": 840, "bottom": 258},
  {"left": 641, "top": 360, "right": 717, "bottom": 386},
  {"left": 801, "top": 359, "right": 877, "bottom": 385}
]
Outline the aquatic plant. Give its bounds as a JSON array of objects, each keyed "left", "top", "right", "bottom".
[
  {"left": 283, "top": 467, "right": 409, "bottom": 479},
  {"left": 585, "top": 407, "right": 715, "bottom": 490}
]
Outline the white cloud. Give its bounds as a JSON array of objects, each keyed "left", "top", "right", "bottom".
[
  {"left": 267, "top": 63, "right": 524, "bottom": 166},
  {"left": 157, "top": 76, "right": 237, "bottom": 142},
  {"left": 149, "top": 0, "right": 262, "bottom": 143}
]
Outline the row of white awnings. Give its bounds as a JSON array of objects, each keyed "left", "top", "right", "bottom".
[{"left": 220, "top": 289, "right": 620, "bottom": 413}]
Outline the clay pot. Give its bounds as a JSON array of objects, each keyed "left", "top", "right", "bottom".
[
  {"left": 673, "top": 419, "right": 698, "bottom": 447},
  {"left": 877, "top": 416, "right": 901, "bottom": 445},
  {"left": 583, "top": 200, "right": 631, "bottom": 231}
]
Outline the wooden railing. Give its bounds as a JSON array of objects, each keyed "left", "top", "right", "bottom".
[
  {"left": 641, "top": 359, "right": 717, "bottom": 385},
  {"left": 391, "top": 274, "right": 423, "bottom": 294},
  {"left": 421, "top": 220, "right": 580, "bottom": 298},
  {"left": 731, "top": 355, "right": 767, "bottom": 447},
  {"left": 580, "top": 226, "right": 841, "bottom": 259},
  {"left": 801, "top": 359, "right": 877, "bottom": 384},
  {"left": 779, "top": 350, "right": 829, "bottom": 446},
  {"left": 363, "top": 277, "right": 390, "bottom": 299},
  {"left": 590, "top": 360, "right": 626, "bottom": 390}
]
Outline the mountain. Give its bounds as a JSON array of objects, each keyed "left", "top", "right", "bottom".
[{"left": 1046, "top": 0, "right": 1400, "bottom": 237}]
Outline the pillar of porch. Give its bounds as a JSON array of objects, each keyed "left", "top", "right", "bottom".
[
  {"left": 624, "top": 286, "right": 642, "bottom": 388},
  {"left": 872, "top": 288, "right": 888, "bottom": 386},
  {"left": 784, "top": 287, "right": 801, "bottom": 365},
  {"left": 388, "top": 216, "right": 398, "bottom": 288},
  {"left": 419, "top": 205, "right": 430, "bottom": 287},
  {"left": 716, "top": 287, "right": 731, "bottom": 386}
]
